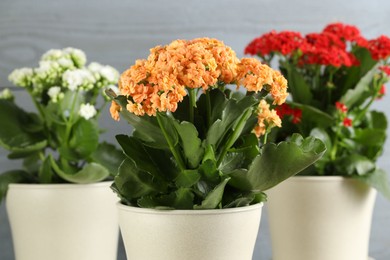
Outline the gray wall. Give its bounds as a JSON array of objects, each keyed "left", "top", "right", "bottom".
[{"left": 1, "top": 0, "right": 390, "bottom": 259}]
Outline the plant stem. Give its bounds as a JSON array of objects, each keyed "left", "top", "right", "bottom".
[
  {"left": 156, "top": 113, "right": 186, "bottom": 171},
  {"left": 216, "top": 108, "right": 253, "bottom": 167},
  {"left": 354, "top": 78, "right": 383, "bottom": 123},
  {"left": 188, "top": 88, "right": 196, "bottom": 124},
  {"left": 64, "top": 90, "right": 80, "bottom": 142},
  {"left": 205, "top": 90, "right": 212, "bottom": 129}
]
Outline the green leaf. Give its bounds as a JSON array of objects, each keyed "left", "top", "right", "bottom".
[
  {"left": 194, "top": 177, "right": 231, "bottom": 209},
  {"left": 294, "top": 103, "right": 334, "bottom": 129},
  {"left": 283, "top": 63, "right": 313, "bottom": 104},
  {"left": 356, "top": 169, "right": 390, "bottom": 200},
  {"left": 363, "top": 110, "right": 388, "bottom": 130},
  {"left": 340, "top": 64, "right": 379, "bottom": 108},
  {"left": 7, "top": 140, "right": 47, "bottom": 159},
  {"left": 114, "top": 158, "right": 167, "bottom": 199},
  {"left": 113, "top": 96, "right": 169, "bottom": 149},
  {"left": 60, "top": 90, "right": 83, "bottom": 123},
  {"left": 0, "top": 100, "right": 46, "bottom": 155},
  {"left": 218, "top": 152, "right": 246, "bottom": 174},
  {"left": 0, "top": 170, "right": 28, "bottom": 202},
  {"left": 67, "top": 118, "right": 99, "bottom": 158},
  {"left": 174, "top": 121, "right": 204, "bottom": 168},
  {"left": 199, "top": 159, "right": 219, "bottom": 183},
  {"left": 206, "top": 95, "right": 257, "bottom": 152},
  {"left": 223, "top": 193, "right": 256, "bottom": 208},
  {"left": 90, "top": 142, "right": 125, "bottom": 176},
  {"left": 354, "top": 129, "right": 386, "bottom": 147},
  {"left": 116, "top": 135, "right": 178, "bottom": 181},
  {"left": 334, "top": 154, "right": 376, "bottom": 176},
  {"left": 197, "top": 89, "right": 228, "bottom": 123},
  {"left": 50, "top": 157, "right": 109, "bottom": 183},
  {"left": 230, "top": 134, "right": 326, "bottom": 192},
  {"left": 138, "top": 188, "right": 194, "bottom": 209},
  {"left": 38, "top": 156, "right": 53, "bottom": 183},
  {"left": 175, "top": 169, "right": 201, "bottom": 188}
]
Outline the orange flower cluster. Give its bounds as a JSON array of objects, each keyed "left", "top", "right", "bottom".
[
  {"left": 236, "top": 58, "right": 288, "bottom": 105},
  {"left": 110, "top": 38, "right": 288, "bottom": 137},
  {"left": 253, "top": 100, "right": 282, "bottom": 138}
]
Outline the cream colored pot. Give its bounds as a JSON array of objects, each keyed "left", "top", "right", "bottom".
[
  {"left": 117, "top": 203, "right": 263, "bottom": 260},
  {"left": 267, "top": 176, "right": 376, "bottom": 260},
  {"left": 6, "top": 182, "right": 119, "bottom": 260}
]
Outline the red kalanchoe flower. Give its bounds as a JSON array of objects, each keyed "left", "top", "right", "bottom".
[
  {"left": 276, "top": 103, "right": 302, "bottom": 124},
  {"left": 299, "top": 33, "right": 356, "bottom": 67},
  {"left": 291, "top": 109, "right": 302, "bottom": 124},
  {"left": 379, "top": 65, "right": 390, "bottom": 76},
  {"left": 322, "top": 23, "right": 362, "bottom": 42},
  {"left": 245, "top": 31, "right": 303, "bottom": 56},
  {"left": 335, "top": 101, "right": 348, "bottom": 113},
  {"left": 368, "top": 35, "right": 390, "bottom": 60},
  {"left": 378, "top": 85, "right": 386, "bottom": 98},
  {"left": 343, "top": 118, "right": 353, "bottom": 127}
]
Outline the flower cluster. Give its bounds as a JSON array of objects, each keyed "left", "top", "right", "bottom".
[
  {"left": 9, "top": 48, "right": 119, "bottom": 120},
  {"left": 112, "top": 38, "right": 288, "bottom": 138},
  {"left": 276, "top": 104, "right": 302, "bottom": 124},
  {"left": 245, "top": 23, "right": 390, "bottom": 68},
  {"left": 245, "top": 22, "right": 389, "bottom": 196},
  {"left": 0, "top": 48, "right": 123, "bottom": 196}
]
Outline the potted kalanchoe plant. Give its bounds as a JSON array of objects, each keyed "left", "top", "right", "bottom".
[
  {"left": 0, "top": 48, "right": 124, "bottom": 260},
  {"left": 245, "top": 22, "right": 390, "bottom": 260},
  {"left": 107, "top": 37, "right": 326, "bottom": 260}
]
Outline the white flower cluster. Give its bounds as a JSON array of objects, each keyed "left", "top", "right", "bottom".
[
  {"left": 47, "top": 86, "right": 64, "bottom": 103},
  {"left": 62, "top": 69, "right": 96, "bottom": 91},
  {"left": 8, "top": 47, "right": 120, "bottom": 112},
  {"left": 79, "top": 103, "right": 97, "bottom": 120},
  {"left": 8, "top": 68, "right": 33, "bottom": 88},
  {"left": 41, "top": 47, "right": 87, "bottom": 68},
  {"left": 0, "top": 88, "right": 14, "bottom": 100}
]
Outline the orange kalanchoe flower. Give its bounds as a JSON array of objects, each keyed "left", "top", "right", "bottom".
[
  {"left": 110, "top": 38, "right": 288, "bottom": 138},
  {"left": 254, "top": 100, "right": 282, "bottom": 138},
  {"left": 109, "top": 100, "right": 121, "bottom": 121},
  {"left": 236, "top": 58, "right": 288, "bottom": 105}
]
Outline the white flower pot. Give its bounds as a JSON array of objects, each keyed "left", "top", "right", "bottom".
[
  {"left": 117, "top": 203, "right": 263, "bottom": 260},
  {"left": 6, "top": 182, "right": 119, "bottom": 260},
  {"left": 266, "top": 176, "right": 376, "bottom": 260}
]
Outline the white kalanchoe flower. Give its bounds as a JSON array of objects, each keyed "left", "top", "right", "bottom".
[
  {"left": 100, "top": 65, "right": 119, "bottom": 83},
  {"left": 0, "top": 88, "right": 14, "bottom": 100},
  {"left": 8, "top": 68, "right": 34, "bottom": 87},
  {"left": 64, "top": 47, "right": 87, "bottom": 67},
  {"left": 63, "top": 69, "right": 95, "bottom": 91},
  {"left": 41, "top": 49, "right": 64, "bottom": 61},
  {"left": 47, "top": 86, "right": 64, "bottom": 103},
  {"left": 57, "top": 57, "right": 73, "bottom": 69},
  {"left": 79, "top": 103, "right": 97, "bottom": 120},
  {"left": 88, "top": 62, "right": 103, "bottom": 73}
]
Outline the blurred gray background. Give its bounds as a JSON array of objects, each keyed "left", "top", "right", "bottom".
[{"left": 1, "top": 0, "right": 389, "bottom": 259}]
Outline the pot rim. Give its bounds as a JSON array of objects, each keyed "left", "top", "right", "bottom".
[
  {"left": 8, "top": 181, "right": 113, "bottom": 190},
  {"left": 290, "top": 176, "right": 356, "bottom": 182},
  {"left": 117, "top": 202, "right": 263, "bottom": 215}
]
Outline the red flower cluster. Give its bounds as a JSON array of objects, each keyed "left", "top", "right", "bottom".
[
  {"left": 322, "top": 23, "right": 362, "bottom": 42},
  {"left": 300, "top": 33, "right": 358, "bottom": 67},
  {"left": 380, "top": 65, "right": 390, "bottom": 76},
  {"left": 335, "top": 102, "right": 353, "bottom": 127},
  {"left": 276, "top": 103, "right": 302, "bottom": 124},
  {"left": 379, "top": 85, "right": 386, "bottom": 97},
  {"left": 244, "top": 31, "right": 303, "bottom": 56},
  {"left": 245, "top": 22, "right": 390, "bottom": 67},
  {"left": 343, "top": 118, "right": 353, "bottom": 127},
  {"left": 368, "top": 35, "right": 390, "bottom": 60},
  {"left": 335, "top": 101, "right": 348, "bottom": 113}
]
